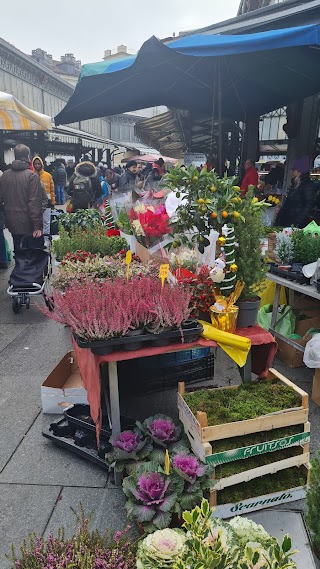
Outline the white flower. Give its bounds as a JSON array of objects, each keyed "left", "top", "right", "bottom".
[{"left": 229, "top": 517, "right": 275, "bottom": 548}]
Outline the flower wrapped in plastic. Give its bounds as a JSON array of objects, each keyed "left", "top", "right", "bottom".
[
  {"left": 109, "top": 192, "right": 133, "bottom": 235},
  {"left": 128, "top": 201, "right": 172, "bottom": 248}
]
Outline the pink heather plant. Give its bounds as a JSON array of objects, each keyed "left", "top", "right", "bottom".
[
  {"left": 7, "top": 507, "right": 135, "bottom": 568},
  {"left": 40, "top": 276, "right": 193, "bottom": 341}
]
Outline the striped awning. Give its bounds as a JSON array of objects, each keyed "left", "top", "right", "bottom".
[{"left": 0, "top": 92, "right": 52, "bottom": 131}]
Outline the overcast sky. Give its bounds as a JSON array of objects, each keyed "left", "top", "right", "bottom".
[{"left": 1, "top": 0, "right": 239, "bottom": 64}]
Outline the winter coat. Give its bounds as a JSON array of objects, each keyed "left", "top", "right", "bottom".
[
  {"left": 32, "top": 156, "right": 55, "bottom": 206},
  {"left": 68, "top": 161, "right": 102, "bottom": 201},
  {"left": 0, "top": 160, "right": 43, "bottom": 235},
  {"left": 240, "top": 166, "right": 259, "bottom": 196},
  {"left": 118, "top": 170, "right": 137, "bottom": 192},
  {"left": 53, "top": 165, "right": 67, "bottom": 187},
  {"left": 276, "top": 174, "right": 316, "bottom": 229}
]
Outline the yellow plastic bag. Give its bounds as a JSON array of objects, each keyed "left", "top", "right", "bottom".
[
  {"left": 199, "top": 321, "right": 251, "bottom": 368},
  {"left": 259, "top": 279, "right": 286, "bottom": 307}
]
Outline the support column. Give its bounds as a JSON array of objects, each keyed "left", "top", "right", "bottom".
[
  {"left": 240, "top": 117, "right": 260, "bottom": 176},
  {"left": 0, "top": 130, "right": 4, "bottom": 165}
]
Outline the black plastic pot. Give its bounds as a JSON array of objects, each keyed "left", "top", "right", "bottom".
[
  {"left": 291, "top": 263, "right": 304, "bottom": 274},
  {"left": 236, "top": 299, "right": 260, "bottom": 328}
]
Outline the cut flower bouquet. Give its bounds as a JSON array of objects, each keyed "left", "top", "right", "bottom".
[{"left": 128, "top": 201, "right": 172, "bottom": 248}]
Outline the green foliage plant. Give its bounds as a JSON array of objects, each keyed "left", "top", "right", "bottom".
[
  {"left": 57, "top": 209, "right": 107, "bottom": 232},
  {"left": 234, "top": 188, "right": 268, "bottom": 301},
  {"left": 163, "top": 165, "right": 244, "bottom": 254},
  {"left": 292, "top": 230, "right": 320, "bottom": 265},
  {"left": 275, "top": 232, "right": 294, "bottom": 265},
  {"left": 53, "top": 225, "right": 127, "bottom": 260}
]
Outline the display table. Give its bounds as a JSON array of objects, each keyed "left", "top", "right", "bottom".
[{"left": 72, "top": 325, "right": 277, "bottom": 443}]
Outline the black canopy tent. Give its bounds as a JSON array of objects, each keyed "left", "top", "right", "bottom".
[{"left": 56, "top": 25, "right": 320, "bottom": 126}]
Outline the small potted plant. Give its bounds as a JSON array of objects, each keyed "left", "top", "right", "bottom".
[
  {"left": 275, "top": 232, "right": 294, "bottom": 269},
  {"left": 234, "top": 188, "right": 268, "bottom": 328}
]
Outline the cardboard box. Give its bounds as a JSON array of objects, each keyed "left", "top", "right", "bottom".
[
  {"left": 41, "top": 351, "right": 88, "bottom": 414},
  {"left": 312, "top": 369, "right": 320, "bottom": 407},
  {"left": 276, "top": 296, "right": 320, "bottom": 368},
  {"left": 135, "top": 241, "right": 169, "bottom": 266}
]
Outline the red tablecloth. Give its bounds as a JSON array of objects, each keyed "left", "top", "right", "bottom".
[{"left": 72, "top": 325, "right": 277, "bottom": 440}]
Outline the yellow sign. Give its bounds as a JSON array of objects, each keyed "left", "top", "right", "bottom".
[
  {"left": 125, "top": 250, "right": 132, "bottom": 280},
  {"left": 159, "top": 264, "right": 169, "bottom": 287},
  {"left": 165, "top": 449, "right": 171, "bottom": 475}
]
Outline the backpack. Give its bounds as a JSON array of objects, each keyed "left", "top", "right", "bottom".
[{"left": 72, "top": 173, "right": 94, "bottom": 210}]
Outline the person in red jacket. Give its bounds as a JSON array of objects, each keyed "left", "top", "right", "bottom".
[{"left": 240, "top": 159, "right": 259, "bottom": 196}]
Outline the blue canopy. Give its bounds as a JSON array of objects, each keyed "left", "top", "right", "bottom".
[{"left": 55, "top": 24, "right": 320, "bottom": 125}]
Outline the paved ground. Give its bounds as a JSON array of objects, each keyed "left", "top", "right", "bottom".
[{"left": 0, "top": 242, "right": 319, "bottom": 567}]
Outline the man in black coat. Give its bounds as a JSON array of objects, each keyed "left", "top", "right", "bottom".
[{"left": 276, "top": 156, "right": 316, "bottom": 229}]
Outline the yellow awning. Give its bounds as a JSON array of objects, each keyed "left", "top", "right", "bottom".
[{"left": 0, "top": 92, "right": 52, "bottom": 131}]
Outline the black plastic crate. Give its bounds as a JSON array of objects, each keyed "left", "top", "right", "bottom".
[{"left": 116, "top": 353, "right": 215, "bottom": 395}]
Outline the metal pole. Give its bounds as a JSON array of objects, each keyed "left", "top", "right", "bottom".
[{"left": 218, "top": 61, "right": 223, "bottom": 176}]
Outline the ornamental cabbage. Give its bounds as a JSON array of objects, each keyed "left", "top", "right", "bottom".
[
  {"left": 106, "top": 429, "right": 152, "bottom": 473},
  {"left": 122, "top": 466, "right": 184, "bottom": 533},
  {"left": 229, "top": 516, "right": 276, "bottom": 548},
  {"left": 137, "top": 415, "right": 182, "bottom": 447},
  {"left": 172, "top": 453, "right": 204, "bottom": 483},
  {"left": 136, "top": 528, "right": 186, "bottom": 568}
]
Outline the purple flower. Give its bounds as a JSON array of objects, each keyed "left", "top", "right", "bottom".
[
  {"left": 137, "top": 472, "right": 170, "bottom": 504},
  {"left": 172, "top": 453, "right": 204, "bottom": 482},
  {"left": 149, "top": 419, "right": 176, "bottom": 443},
  {"left": 112, "top": 431, "right": 140, "bottom": 453}
]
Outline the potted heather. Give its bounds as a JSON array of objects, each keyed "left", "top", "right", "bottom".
[{"left": 234, "top": 188, "right": 269, "bottom": 328}]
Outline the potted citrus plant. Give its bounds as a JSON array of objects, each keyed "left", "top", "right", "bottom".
[{"left": 234, "top": 188, "right": 268, "bottom": 328}]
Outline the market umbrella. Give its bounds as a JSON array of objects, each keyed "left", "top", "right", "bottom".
[
  {"left": 0, "top": 92, "right": 52, "bottom": 130},
  {"left": 55, "top": 24, "right": 320, "bottom": 125}
]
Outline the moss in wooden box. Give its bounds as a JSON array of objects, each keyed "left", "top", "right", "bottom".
[
  {"left": 215, "top": 446, "right": 301, "bottom": 479},
  {"left": 218, "top": 466, "right": 306, "bottom": 505},
  {"left": 184, "top": 380, "right": 300, "bottom": 426},
  {"left": 211, "top": 425, "right": 302, "bottom": 454}
]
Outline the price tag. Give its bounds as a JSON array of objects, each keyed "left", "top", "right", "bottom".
[
  {"left": 125, "top": 250, "right": 132, "bottom": 280},
  {"left": 159, "top": 263, "right": 169, "bottom": 287}
]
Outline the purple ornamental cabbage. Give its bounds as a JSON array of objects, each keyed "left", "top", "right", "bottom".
[
  {"left": 112, "top": 431, "right": 140, "bottom": 453},
  {"left": 123, "top": 469, "right": 183, "bottom": 533},
  {"left": 106, "top": 429, "right": 152, "bottom": 473},
  {"left": 137, "top": 414, "right": 182, "bottom": 448},
  {"left": 172, "top": 453, "right": 204, "bottom": 483}
]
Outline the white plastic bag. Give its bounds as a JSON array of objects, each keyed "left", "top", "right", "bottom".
[{"left": 303, "top": 333, "right": 320, "bottom": 368}]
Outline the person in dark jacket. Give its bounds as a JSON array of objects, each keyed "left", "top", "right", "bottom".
[
  {"left": 276, "top": 156, "right": 316, "bottom": 229},
  {"left": 68, "top": 161, "right": 102, "bottom": 210},
  {"left": 53, "top": 162, "right": 67, "bottom": 205},
  {"left": 118, "top": 160, "right": 139, "bottom": 192},
  {"left": 0, "top": 144, "right": 43, "bottom": 250},
  {"left": 105, "top": 169, "right": 120, "bottom": 190}
]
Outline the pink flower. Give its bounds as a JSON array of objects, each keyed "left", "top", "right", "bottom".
[
  {"left": 137, "top": 472, "right": 169, "bottom": 504},
  {"left": 149, "top": 418, "right": 176, "bottom": 442}
]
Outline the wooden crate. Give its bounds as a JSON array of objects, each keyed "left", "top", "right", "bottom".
[
  {"left": 267, "top": 232, "right": 277, "bottom": 261},
  {"left": 211, "top": 463, "right": 310, "bottom": 518},
  {"left": 178, "top": 368, "right": 309, "bottom": 462}
]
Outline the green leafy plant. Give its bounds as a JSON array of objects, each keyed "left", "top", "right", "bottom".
[
  {"left": 163, "top": 165, "right": 244, "bottom": 254},
  {"left": 292, "top": 230, "right": 320, "bottom": 264},
  {"left": 234, "top": 188, "right": 268, "bottom": 301},
  {"left": 52, "top": 225, "right": 127, "bottom": 260},
  {"left": 275, "top": 232, "right": 294, "bottom": 265},
  {"left": 307, "top": 451, "right": 320, "bottom": 556},
  {"left": 58, "top": 209, "right": 110, "bottom": 232},
  {"left": 172, "top": 500, "right": 297, "bottom": 569}
]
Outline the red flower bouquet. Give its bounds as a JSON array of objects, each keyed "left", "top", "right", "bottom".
[{"left": 129, "top": 203, "right": 172, "bottom": 248}]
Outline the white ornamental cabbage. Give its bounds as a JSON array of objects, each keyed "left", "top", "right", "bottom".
[
  {"left": 136, "top": 528, "right": 186, "bottom": 568},
  {"left": 229, "top": 516, "right": 275, "bottom": 548}
]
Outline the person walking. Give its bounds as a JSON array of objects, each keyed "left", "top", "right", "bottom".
[
  {"left": 0, "top": 144, "right": 43, "bottom": 251},
  {"left": 276, "top": 156, "right": 316, "bottom": 228},
  {"left": 240, "top": 159, "right": 259, "bottom": 196},
  {"left": 32, "top": 156, "right": 55, "bottom": 237},
  {"left": 0, "top": 204, "right": 8, "bottom": 269},
  {"left": 53, "top": 161, "right": 67, "bottom": 205},
  {"left": 104, "top": 169, "right": 120, "bottom": 190},
  {"left": 68, "top": 161, "right": 102, "bottom": 211},
  {"left": 118, "top": 160, "right": 142, "bottom": 192}
]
